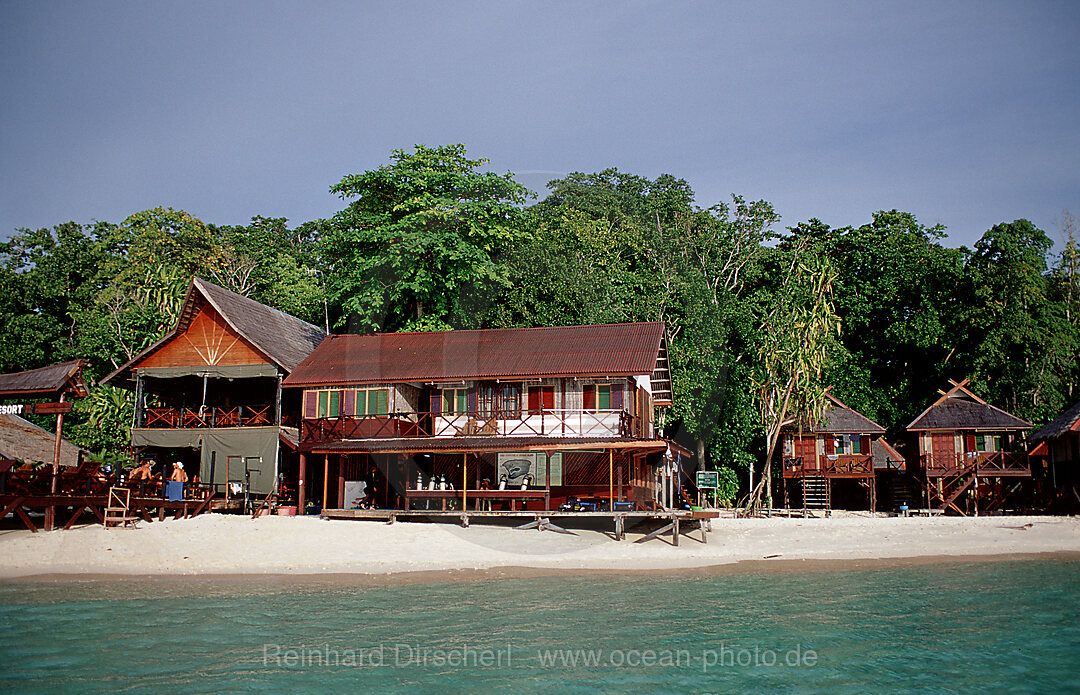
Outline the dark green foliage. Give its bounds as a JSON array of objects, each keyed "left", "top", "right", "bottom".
[{"left": 0, "top": 145, "right": 1075, "bottom": 497}]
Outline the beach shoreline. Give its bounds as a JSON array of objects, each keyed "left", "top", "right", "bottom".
[
  {"left": 5, "top": 551, "right": 1080, "bottom": 589},
  {"left": 1, "top": 513, "right": 1078, "bottom": 583}
]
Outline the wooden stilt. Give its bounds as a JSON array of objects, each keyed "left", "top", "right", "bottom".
[
  {"left": 322, "top": 454, "right": 329, "bottom": 511},
  {"left": 298, "top": 453, "right": 307, "bottom": 513},
  {"left": 608, "top": 449, "right": 614, "bottom": 511},
  {"left": 462, "top": 452, "right": 467, "bottom": 511}
]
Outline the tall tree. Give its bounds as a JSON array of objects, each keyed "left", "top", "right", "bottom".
[
  {"left": 323, "top": 144, "right": 535, "bottom": 332},
  {"left": 750, "top": 240, "right": 841, "bottom": 508}
]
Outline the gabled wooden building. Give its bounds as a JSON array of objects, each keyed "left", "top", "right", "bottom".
[
  {"left": 906, "top": 379, "right": 1032, "bottom": 514},
  {"left": 1030, "top": 400, "right": 1080, "bottom": 510},
  {"left": 780, "top": 390, "right": 902, "bottom": 511},
  {"left": 281, "top": 322, "right": 677, "bottom": 513},
  {"left": 103, "top": 278, "right": 325, "bottom": 496}
]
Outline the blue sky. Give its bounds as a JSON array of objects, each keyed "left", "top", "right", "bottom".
[{"left": 2, "top": 0, "right": 1078, "bottom": 248}]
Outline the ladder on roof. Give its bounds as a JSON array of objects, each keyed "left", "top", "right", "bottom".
[{"left": 104, "top": 486, "right": 139, "bottom": 529}]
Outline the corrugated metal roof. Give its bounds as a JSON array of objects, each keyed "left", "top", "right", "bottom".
[
  {"left": 308, "top": 436, "right": 669, "bottom": 454},
  {"left": 0, "top": 360, "right": 90, "bottom": 398},
  {"left": 283, "top": 322, "right": 665, "bottom": 387}
]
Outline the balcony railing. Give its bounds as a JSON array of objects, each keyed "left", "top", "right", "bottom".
[
  {"left": 143, "top": 405, "right": 275, "bottom": 429},
  {"left": 783, "top": 454, "right": 875, "bottom": 477},
  {"left": 300, "top": 408, "right": 635, "bottom": 444},
  {"left": 921, "top": 451, "right": 1030, "bottom": 476}
]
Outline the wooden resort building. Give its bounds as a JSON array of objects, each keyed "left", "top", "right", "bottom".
[
  {"left": 281, "top": 322, "right": 679, "bottom": 515},
  {"left": 0, "top": 359, "right": 92, "bottom": 530},
  {"left": 1030, "top": 400, "right": 1080, "bottom": 512},
  {"left": 780, "top": 390, "right": 904, "bottom": 512},
  {"left": 906, "top": 379, "right": 1033, "bottom": 515},
  {"left": 103, "top": 278, "right": 325, "bottom": 501}
]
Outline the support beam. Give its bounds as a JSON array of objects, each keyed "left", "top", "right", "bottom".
[
  {"left": 322, "top": 454, "right": 329, "bottom": 511},
  {"left": 298, "top": 453, "right": 307, "bottom": 513}
]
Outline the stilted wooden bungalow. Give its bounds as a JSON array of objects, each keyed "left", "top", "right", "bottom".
[
  {"left": 780, "top": 390, "right": 904, "bottom": 512},
  {"left": 102, "top": 278, "right": 325, "bottom": 503},
  {"left": 1030, "top": 400, "right": 1080, "bottom": 512},
  {"left": 906, "top": 379, "right": 1032, "bottom": 515},
  {"left": 281, "top": 322, "right": 678, "bottom": 515}
]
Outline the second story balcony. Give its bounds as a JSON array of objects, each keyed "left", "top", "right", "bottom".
[
  {"left": 300, "top": 408, "right": 637, "bottom": 444},
  {"left": 921, "top": 451, "right": 1030, "bottom": 477},
  {"left": 142, "top": 405, "right": 279, "bottom": 429},
  {"left": 783, "top": 454, "right": 877, "bottom": 478}
]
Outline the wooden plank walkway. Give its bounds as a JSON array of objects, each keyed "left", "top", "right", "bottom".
[{"left": 322, "top": 508, "right": 720, "bottom": 545}]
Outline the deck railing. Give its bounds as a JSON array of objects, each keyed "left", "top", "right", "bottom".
[
  {"left": 783, "top": 454, "right": 874, "bottom": 478},
  {"left": 143, "top": 405, "right": 275, "bottom": 429},
  {"left": 921, "top": 451, "right": 1030, "bottom": 476},
  {"left": 300, "top": 408, "right": 635, "bottom": 444}
]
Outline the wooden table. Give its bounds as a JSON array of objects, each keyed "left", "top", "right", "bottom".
[{"left": 404, "top": 488, "right": 550, "bottom": 511}]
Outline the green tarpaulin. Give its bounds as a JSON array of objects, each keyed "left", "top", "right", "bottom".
[
  {"left": 136, "top": 364, "right": 279, "bottom": 379},
  {"left": 132, "top": 426, "right": 280, "bottom": 494}
]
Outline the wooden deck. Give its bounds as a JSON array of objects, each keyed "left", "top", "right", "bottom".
[
  {"left": 322, "top": 507, "right": 720, "bottom": 545},
  {"left": 0, "top": 491, "right": 217, "bottom": 532}
]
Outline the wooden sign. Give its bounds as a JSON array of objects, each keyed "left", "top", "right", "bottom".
[{"left": 33, "top": 402, "right": 73, "bottom": 415}]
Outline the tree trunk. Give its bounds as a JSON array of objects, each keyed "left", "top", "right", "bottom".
[{"left": 696, "top": 438, "right": 706, "bottom": 472}]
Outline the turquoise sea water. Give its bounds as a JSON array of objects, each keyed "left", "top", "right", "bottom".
[{"left": 1, "top": 560, "right": 1079, "bottom": 694}]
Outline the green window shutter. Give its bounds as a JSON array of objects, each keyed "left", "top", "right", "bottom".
[
  {"left": 377, "top": 389, "right": 389, "bottom": 415},
  {"left": 976, "top": 434, "right": 985, "bottom": 451},
  {"left": 598, "top": 385, "right": 611, "bottom": 410},
  {"left": 317, "top": 391, "right": 329, "bottom": 418},
  {"left": 456, "top": 390, "right": 466, "bottom": 414},
  {"left": 329, "top": 391, "right": 341, "bottom": 417}
]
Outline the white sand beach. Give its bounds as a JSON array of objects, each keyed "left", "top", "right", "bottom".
[{"left": 1, "top": 513, "right": 1079, "bottom": 579}]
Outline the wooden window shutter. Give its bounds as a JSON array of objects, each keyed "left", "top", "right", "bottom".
[
  {"left": 342, "top": 390, "right": 355, "bottom": 416},
  {"left": 825, "top": 436, "right": 835, "bottom": 455},
  {"left": 467, "top": 388, "right": 477, "bottom": 414},
  {"left": 583, "top": 385, "right": 596, "bottom": 411},
  {"left": 304, "top": 391, "right": 316, "bottom": 418},
  {"left": 611, "top": 383, "right": 623, "bottom": 410},
  {"left": 528, "top": 387, "right": 541, "bottom": 414},
  {"left": 966, "top": 434, "right": 977, "bottom": 451},
  {"left": 542, "top": 386, "right": 554, "bottom": 410},
  {"left": 430, "top": 390, "right": 441, "bottom": 415},
  {"left": 861, "top": 435, "right": 871, "bottom": 455}
]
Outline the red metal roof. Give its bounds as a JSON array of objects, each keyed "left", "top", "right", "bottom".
[{"left": 283, "top": 322, "right": 665, "bottom": 387}]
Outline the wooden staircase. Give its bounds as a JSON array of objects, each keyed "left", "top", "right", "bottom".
[
  {"left": 104, "top": 487, "right": 139, "bottom": 529},
  {"left": 890, "top": 477, "right": 913, "bottom": 510},
  {"left": 802, "top": 475, "right": 830, "bottom": 511}
]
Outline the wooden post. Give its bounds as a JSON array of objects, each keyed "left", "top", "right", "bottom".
[
  {"left": 608, "top": 449, "right": 614, "bottom": 511},
  {"left": 546, "top": 452, "right": 551, "bottom": 511},
  {"left": 337, "top": 455, "right": 345, "bottom": 509},
  {"left": 45, "top": 393, "right": 66, "bottom": 531},
  {"left": 297, "top": 453, "right": 306, "bottom": 513},
  {"left": 462, "top": 452, "right": 467, "bottom": 511},
  {"left": 322, "top": 454, "right": 329, "bottom": 511}
]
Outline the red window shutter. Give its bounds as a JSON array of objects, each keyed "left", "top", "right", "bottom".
[
  {"left": 966, "top": 434, "right": 977, "bottom": 451},
  {"left": 542, "top": 386, "right": 554, "bottom": 410},
  {"left": 528, "top": 388, "right": 540, "bottom": 414},
  {"left": 583, "top": 385, "right": 596, "bottom": 411},
  {"left": 861, "top": 435, "right": 871, "bottom": 454},
  {"left": 825, "top": 436, "right": 835, "bottom": 455},
  {"left": 304, "top": 391, "right": 316, "bottom": 418}
]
